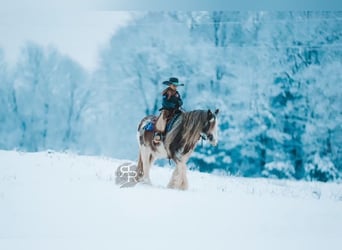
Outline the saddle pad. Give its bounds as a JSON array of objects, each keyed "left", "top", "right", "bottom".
[
  {"left": 143, "top": 121, "right": 155, "bottom": 132},
  {"left": 166, "top": 113, "right": 181, "bottom": 133}
]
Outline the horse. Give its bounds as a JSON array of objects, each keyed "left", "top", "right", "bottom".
[{"left": 136, "top": 109, "right": 219, "bottom": 190}]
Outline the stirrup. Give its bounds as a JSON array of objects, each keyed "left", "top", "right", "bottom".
[{"left": 153, "top": 132, "right": 161, "bottom": 144}]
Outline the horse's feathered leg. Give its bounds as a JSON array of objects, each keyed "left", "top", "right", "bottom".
[
  {"left": 167, "top": 162, "right": 188, "bottom": 190},
  {"left": 140, "top": 146, "right": 152, "bottom": 184},
  {"left": 136, "top": 149, "right": 144, "bottom": 181},
  {"left": 167, "top": 153, "right": 190, "bottom": 190},
  {"left": 180, "top": 162, "right": 189, "bottom": 190}
]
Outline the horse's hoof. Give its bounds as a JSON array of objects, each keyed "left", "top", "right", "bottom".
[
  {"left": 142, "top": 178, "right": 152, "bottom": 185},
  {"left": 167, "top": 182, "right": 188, "bottom": 190}
]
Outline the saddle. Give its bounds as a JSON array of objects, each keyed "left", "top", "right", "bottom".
[{"left": 143, "top": 111, "right": 181, "bottom": 135}]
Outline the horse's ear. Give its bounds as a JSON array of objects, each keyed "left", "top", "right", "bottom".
[
  {"left": 214, "top": 109, "right": 219, "bottom": 115},
  {"left": 207, "top": 109, "right": 212, "bottom": 119}
]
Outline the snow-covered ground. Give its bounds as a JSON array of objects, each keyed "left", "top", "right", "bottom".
[{"left": 0, "top": 150, "right": 341, "bottom": 250}]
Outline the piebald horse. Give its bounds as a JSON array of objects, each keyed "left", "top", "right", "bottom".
[{"left": 136, "top": 109, "right": 219, "bottom": 190}]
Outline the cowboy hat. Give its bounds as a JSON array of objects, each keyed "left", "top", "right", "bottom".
[{"left": 163, "top": 77, "right": 184, "bottom": 86}]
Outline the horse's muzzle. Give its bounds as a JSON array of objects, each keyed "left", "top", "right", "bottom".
[
  {"left": 208, "top": 134, "right": 218, "bottom": 146},
  {"left": 210, "top": 140, "right": 218, "bottom": 146}
]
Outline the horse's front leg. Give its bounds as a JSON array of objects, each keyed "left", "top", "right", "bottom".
[{"left": 168, "top": 158, "right": 189, "bottom": 190}]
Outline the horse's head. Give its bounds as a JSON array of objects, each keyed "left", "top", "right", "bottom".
[{"left": 202, "top": 109, "right": 219, "bottom": 146}]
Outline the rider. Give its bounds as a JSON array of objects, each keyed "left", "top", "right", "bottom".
[{"left": 153, "top": 77, "right": 184, "bottom": 144}]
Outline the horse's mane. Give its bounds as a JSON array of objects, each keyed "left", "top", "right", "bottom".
[{"left": 165, "top": 110, "right": 209, "bottom": 161}]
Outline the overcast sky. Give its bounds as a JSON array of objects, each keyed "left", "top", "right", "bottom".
[{"left": 0, "top": 9, "right": 132, "bottom": 70}]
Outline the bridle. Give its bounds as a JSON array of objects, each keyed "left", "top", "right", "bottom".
[{"left": 200, "top": 115, "right": 216, "bottom": 142}]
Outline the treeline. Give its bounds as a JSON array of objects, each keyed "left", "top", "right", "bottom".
[{"left": 0, "top": 11, "right": 341, "bottom": 182}]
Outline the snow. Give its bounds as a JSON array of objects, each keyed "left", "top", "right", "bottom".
[{"left": 0, "top": 150, "right": 341, "bottom": 249}]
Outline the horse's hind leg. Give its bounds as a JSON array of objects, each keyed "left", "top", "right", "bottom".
[
  {"left": 136, "top": 149, "right": 144, "bottom": 181},
  {"left": 140, "top": 146, "right": 153, "bottom": 184}
]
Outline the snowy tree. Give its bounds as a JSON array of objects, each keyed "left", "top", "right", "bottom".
[
  {"left": 267, "top": 12, "right": 342, "bottom": 180},
  {"left": 42, "top": 49, "right": 90, "bottom": 151},
  {"left": 0, "top": 49, "right": 17, "bottom": 148},
  {"left": 9, "top": 43, "right": 88, "bottom": 152}
]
